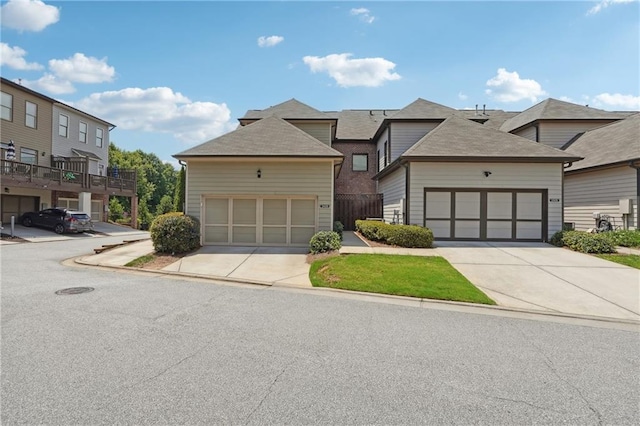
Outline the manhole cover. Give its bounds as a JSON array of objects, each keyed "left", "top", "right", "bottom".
[{"left": 55, "top": 287, "right": 95, "bottom": 295}]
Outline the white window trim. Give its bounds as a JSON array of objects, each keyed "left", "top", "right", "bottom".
[
  {"left": 79, "top": 121, "right": 88, "bottom": 143},
  {"left": 1, "top": 91, "right": 13, "bottom": 122},
  {"left": 96, "top": 127, "right": 104, "bottom": 148},
  {"left": 59, "top": 114, "right": 69, "bottom": 138},
  {"left": 25, "top": 101, "right": 37, "bottom": 128}
]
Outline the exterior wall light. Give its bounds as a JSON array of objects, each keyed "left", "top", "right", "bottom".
[
  {"left": 483, "top": 171, "right": 492, "bottom": 177},
  {"left": 257, "top": 169, "right": 262, "bottom": 178}
]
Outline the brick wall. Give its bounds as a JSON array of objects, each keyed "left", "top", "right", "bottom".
[{"left": 333, "top": 141, "right": 377, "bottom": 194}]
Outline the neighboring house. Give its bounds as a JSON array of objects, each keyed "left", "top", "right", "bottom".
[
  {"left": 0, "top": 77, "right": 137, "bottom": 225},
  {"left": 562, "top": 114, "right": 640, "bottom": 231},
  {"left": 174, "top": 115, "right": 343, "bottom": 246}
]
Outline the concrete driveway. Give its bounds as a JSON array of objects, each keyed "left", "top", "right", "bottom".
[
  {"left": 162, "top": 246, "right": 311, "bottom": 287},
  {"left": 1, "top": 221, "right": 148, "bottom": 243},
  {"left": 435, "top": 242, "right": 640, "bottom": 321}
]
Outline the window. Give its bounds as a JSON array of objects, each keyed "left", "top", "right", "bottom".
[
  {"left": 96, "top": 128, "right": 104, "bottom": 148},
  {"left": 377, "top": 150, "right": 380, "bottom": 172},
  {"left": 20, "top": 147, "right": 37, "bottom": 165},
  {"left": 79, "top": 122, "right": 87, "bottom": 143},
  {"left": 59, "top": 114, "right": 69, "bottom": 137},
  {"left": 1, "top": 91, "right": 12, "bottom": 121},
  {"left": 352, "top": 154, "right": 368, "bottom": 171},
  {"left": 383, "top": 141, "right": 389, "bottom": 166},
  {"left": 25, "top": 101, "right": 37, "bottom": 128}
]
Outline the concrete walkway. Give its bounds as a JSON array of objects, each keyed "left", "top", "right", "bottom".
[{"left": 75, "top": 233, "right": 640, "bottom": 323}]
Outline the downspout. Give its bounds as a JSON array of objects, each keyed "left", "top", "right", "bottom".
[
  {"left": 629, "top": 161, "right": 640, "bottom": 229},
  {"left": 400, "top": 160, "right": 409, "bottom": 225}
]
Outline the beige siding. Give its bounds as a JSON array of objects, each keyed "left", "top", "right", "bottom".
[
  {"left": 513, "top": 125, "right": 536, "bottom": 141},
  {"left": 389, "top": 122, "right": 439, "bottom": 162},
  {"left": 186, "top": 160, "right": 334, "bottom": 236},
  {"left": 538, "top": 122, "right": 610, "bottom": 149},
  {"left": 293, "top": 122, "right": 332, "bottom": 145},
  {"left": 409, "top": 162, "right": 563, "bottom": 238},
  {"left": 565, "top": 166, "right": 638, "bottom": 230},
  {"left": 375, "top": 128, "right": 388, "bottom": 172},
  {"left": 1, "top": 83, "right": 53, "bottom": 167},
  {"left": 378, "top": 167, "right": 406, "bottom": 223}
]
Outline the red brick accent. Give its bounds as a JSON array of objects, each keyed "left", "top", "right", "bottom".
[{"left": 333, "top": 141, "right": 377, "bottom": 195}]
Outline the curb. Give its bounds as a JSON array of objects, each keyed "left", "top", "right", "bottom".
[{"left": 72, "top": 255, "right": 640, "bottom": 328}]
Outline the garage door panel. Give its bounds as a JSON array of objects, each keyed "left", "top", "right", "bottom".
[
  {"left": 517, "top": 193, "right": 542, "bottom": 220},
  {"left": 263, "top": 199, "right": 286, "bottom": 225},
  {"left": 291, "top": 199, "right": 316, "bottom": 226},
  {"left": 455, "top": 192, "right": 480, "bottom": 219},
  {"left": 455, "top": 220, "right": 480, "bottom": 239},
  {"left": 205, "top": 226, "right": 229, "bottom": 243},
  {"left": 516, "top": 222, "right": 542, "bottom": 240},
  {"left": 205, "top": 198, "right": 228, "bottom": 224},
  {"left": 425, "top": 220, "right": 451, "bottom": 239},
  {"left": 425, "top": 192, "right": 451, "bottom": 218},
  {"left": 291, "top": 227, "right": 315, "bottom": 244},
  {"left": 487, "top": 193, "right": 512, "bottom": 219},
  {"left": 263, "top": 227, "right": 287, "bottom": 244},
  {"left": 233, "top": 226, "right": 257, "bottom": 244},
  {"left": 487, "top": 221, "right": 512, "bottom": 239},
  {"left": 233, "top": 199, "right": 256, "bottom": 225}
]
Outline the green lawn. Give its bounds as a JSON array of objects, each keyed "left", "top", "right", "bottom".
[
  {"left": 310, "top": 254, "right": 495, "bottom": 305},
  {"left": 125, "top": 254, "right": 155, "bottom": 267},
  {"left": 596, "top": 254, "right": 640, "bottom": 269}
]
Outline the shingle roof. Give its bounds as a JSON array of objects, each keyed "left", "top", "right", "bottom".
[
  {"left": 563, "top": 113, "right": 640, "bottom": 172},
  {"left": 334, "top": 109, "right": 395, "bottom": 140},
  {"left": 390, "top": 98, "right": 460, "bottom": 120},
  {"left": 241, "top": 98, "right": 333, "bottom": 120},
  {"left": 500, "top": 98, "right": 626, "bottom": 133},
  {"left": 174, "top": 115, "right": 343, "bottom": 158},
  {"left": 403, "top": 116, "right": 582, "bottom": 161},
  {"left": 458, "top": 109, "right": 519, "bottom": 130}
]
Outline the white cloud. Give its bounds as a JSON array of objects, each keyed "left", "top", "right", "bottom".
[
  {"left": 0, "top": 43, "right": 43, "bottom": 70},
  {"left": 485, "top": 68, "right": 547, "bottom": 103},
  {"left": 48, "top": 53, "right": 115, "bottom": 83},
  {"left": 559, "top": 96, "right": 576, "bottom": 103},
  {"left": 302, "top": 53, "right": 401, "bottom": 88},
  {"left": 20, "top": 74, "right": 75, "bottom": 95},
  {"left": 74, "top": 87, "right": 235, "bottom": 144},
  {"left": 592, "top": 93, "right": 640, "bottom": 109},
  {"left": 350, "top": 7, "right": 375, "bottom": 24},
  {"left": 458, "top": 92, "right": 468, "bottom": 101},
  {"left": 0, "top": 0, "right": 60, "bottom": 32},
  {"left": 587, "top": 0, "right": 636, "bottom": 16},
  {"left": 257, "top": 35, "right": 284, "bottom": 48}
]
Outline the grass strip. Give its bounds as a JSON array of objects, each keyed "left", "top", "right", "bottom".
[
  {"left": 310, "top": 254, "right": 495, "bottom": 305},
  {"left": 595, "top": 254, "right": 640, "bottom": 269}
]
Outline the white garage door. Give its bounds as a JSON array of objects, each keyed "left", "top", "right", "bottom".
[
  {"left": 203, "top": 196, "right": 317, "bottom": 246},
  {"left": 424, "top": 189, "right": 546, "bottom": 241}
]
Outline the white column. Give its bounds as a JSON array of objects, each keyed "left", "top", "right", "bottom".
[{"left": 78, "top": 192, "right": 92, "bottom": 214}]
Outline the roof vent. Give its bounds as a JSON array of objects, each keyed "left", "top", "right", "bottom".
[
  {"left": 475, "top": 104, "right": 478, "bottom": 115},
  {"left": 383, "top": 110, "right": 387, "bottom": 116},
  {"left": 369, "top": 110, "right": 373, "bottom": 116}
]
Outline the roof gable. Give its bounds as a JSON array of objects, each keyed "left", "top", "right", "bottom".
[
  {"left": 500, "top": 98, "right": 625, "bottom": 133},
  {"left": 241, "top": 98, "right": 332, "bottom": 120},
  {"left": 564, "top": 113, "right": 640, "bottom": 171},
  {"left": 390, "top": 98, "right": 460, "bottom": 120},
  {"left": 174, "top": 115, "right": 343, "bottom": 158},
  {"left": 403, "top": 116, "right": 581, "bottom": 161}
]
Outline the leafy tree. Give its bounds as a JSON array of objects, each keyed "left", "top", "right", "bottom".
[
  {"left": 174, "top": 165, "right": 186, "bottom": 212},
  {"left": 156, "top": 195, "right": 175, "bottom": 216},
  {"left": 108, "top": 197, "right": 125, "bottom": 221}
]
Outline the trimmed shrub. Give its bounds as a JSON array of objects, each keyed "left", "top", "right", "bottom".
[
  {"left": 386, "top": 225, "right": 433, "bottom": 248},
  {"left": 333, "top": 221, "right": 344, "bottom": 240},
  {"left": 116, "top": 218, "right": 132, "bottom": 227},
  {"left": 355, "top": 220, "right": 391, "bottom": 241},
  {"left": 309, "top": 231, "right": 342, "bottom": 254},
  {"left": 108, "top": 197, "right": 124, "bottom": 222},
  {"left": 562, "top": 231, "right": 615, "bottom": 254},
  {"left": 550, "top": 230, "right": 564, "bottom": 247},
  {"left": 150, "top": 212, "right": 201, "bottom": 254},
  {"left": 606, "top": 230, "right": 640, "bottom": 248}
]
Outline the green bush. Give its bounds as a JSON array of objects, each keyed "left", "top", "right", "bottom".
[
  {"left": 150, "top": 212, "right": 201, "bottom": 254},
  {"left": 108, "top": 197, "right": 124, "bottom": 222},
  {"left": 386, "top": 225, "right": 433, "bottom": 248},
  {"left": 309, "top": 231, "right": 342, "bottom": 254},
  {"left": 356, "top": 220, "right": 433, "bottom": 248},
  {"left": 606, "top": 230, "right": 640, "bottom": 248},
  {"left": 333, "top": 221, "right": 344, "bottom": 240},
  {"left": 562, "top": 231, "right": 615, "bottom": 254},
  {"left": 550, "top": 230, "right": 564, "bottom": 247},
  {"left": 355, "top": 220, "right": 391, "bottom": 241},
  {"left": 115, "top": 218, "right": 132, "bottom": 226}
]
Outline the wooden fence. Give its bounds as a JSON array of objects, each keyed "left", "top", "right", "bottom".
[{"left": 334, "top": 193, "right": 383, "bottom": 230}]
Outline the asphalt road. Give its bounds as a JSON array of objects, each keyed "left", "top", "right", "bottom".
[{"left": 1, "top": 236, "right": 639, "bottom": 425}]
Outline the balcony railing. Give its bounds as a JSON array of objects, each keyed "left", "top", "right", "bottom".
[{"left": 1, "top": 159, "right": 136, "bottom": 194}]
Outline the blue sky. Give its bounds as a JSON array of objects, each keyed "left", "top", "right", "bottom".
[{"left": 1, "top": 0, "right": 639, "bottom": 168}]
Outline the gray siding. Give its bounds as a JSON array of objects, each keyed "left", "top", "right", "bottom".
[
  {"left": 378, "top": 167, "right": 406, "bottom": 224},
  {"left": 375, "top": 128, "right": 389, "bottom": 172},
  {"left": 389, "top": 122, "right": 439, "bottom": 162},
  {"left": 52, "top": 105, "right": 110, "bottom": 173},
  {"left": 293, "top": 122, "right": 332, "bottom": 145},
  {"left": 408, "top": 162, "right": 564, "bottom": 238},
  {"left": 513, "top": 125, "right": 537, "bottom": 142},
  {"left": 538, "top": 122, "right": 609, "bottom": 149},
  {"left": 186, "top": 159, "right": 335, "bottom": 232},
  {"left": 565, "top": 166, "right": 638, "bottom": 230}
]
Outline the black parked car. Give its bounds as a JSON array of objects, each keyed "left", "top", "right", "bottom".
[{"left": 20, "top": 208, "right": 94, "bottom": 234}]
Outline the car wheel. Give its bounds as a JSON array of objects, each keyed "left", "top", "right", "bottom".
[
  {"left": 54, "top": 224, "right": 65, "bottom": 234},
  {"left": 22, "top": 217, "right": 33, "bottom": 227}
]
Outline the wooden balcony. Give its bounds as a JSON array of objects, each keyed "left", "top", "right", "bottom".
[{"left": 1, "top": 159, "right": 136, "bottom": 196}]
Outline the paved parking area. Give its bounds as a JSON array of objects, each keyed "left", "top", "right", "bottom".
[{"left": 435, "top": 242, "right": 640, "bottom": 321}]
